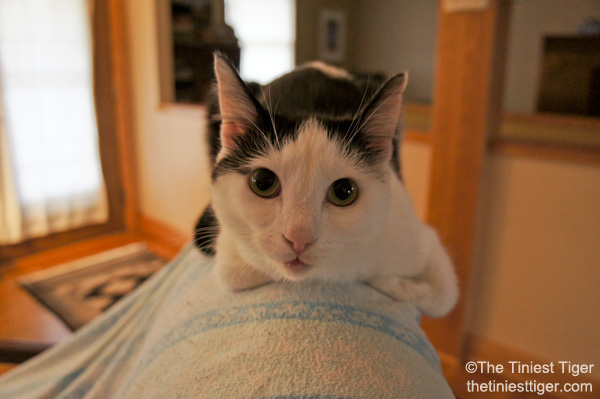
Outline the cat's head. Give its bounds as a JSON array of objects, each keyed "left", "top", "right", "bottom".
[{"left": 210, "top": 55, "right": 407, "bottom": 282}]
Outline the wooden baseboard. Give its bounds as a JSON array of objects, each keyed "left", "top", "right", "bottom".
[
  {"left": 441, "top": 334, "right": 599, "bottom": 399},
  {"left": 136, "top": 214, "right": 188, "bottom": 259},
  {"left": 0, "top": 339, "right": 54, "bottom": 364},
  {"left": 404, "top": 129, "right": 431, "bottom": 144}
]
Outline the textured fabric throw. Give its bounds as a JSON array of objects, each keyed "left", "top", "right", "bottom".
[{"left": 0, "top": 244, "right": 454, "bottom": 399}]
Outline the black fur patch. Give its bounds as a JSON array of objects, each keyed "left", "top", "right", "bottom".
[
  {"left": 194, "top": 204, "right": 218, "bottom": 255},
  {"left": 211, "top": 112, "right": 300, "bottom": 180}
]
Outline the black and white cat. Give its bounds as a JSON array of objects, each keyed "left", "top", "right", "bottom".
[{"left": 195, "top": 54, "right": 458, "bottom": 317}]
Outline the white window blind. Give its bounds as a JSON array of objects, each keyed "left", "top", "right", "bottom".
[
  {"left": 0, "top": 0, "right": 108, "bottom": 244},
  {"left": 224, "top": 0, "right": 295, "bottom": 84}
]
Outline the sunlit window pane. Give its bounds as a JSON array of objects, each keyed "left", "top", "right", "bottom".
[
  {"left": 0, "top": 0, "right": 108, "bottom": 242},
  {"left": 225, "top": 0, "right": 295, "bottom": 83},
  {"left": 0, "top": 0, "right": 104, "bottom": 204}
]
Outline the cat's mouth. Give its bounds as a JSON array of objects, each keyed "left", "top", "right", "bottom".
[{"left": 283, "top": 258, "right": 312, "bottom": 275}]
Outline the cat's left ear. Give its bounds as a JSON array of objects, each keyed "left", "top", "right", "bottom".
[{"left": 358, "top": 73, "right": 407, "bottom": 164}]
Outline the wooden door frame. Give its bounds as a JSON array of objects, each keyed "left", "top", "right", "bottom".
[
  {"left": 0, "top": 0, "right": 136, "bottom": 260},
  {"left": 422, "top": 0, "right": 510, "bottom": 357}
]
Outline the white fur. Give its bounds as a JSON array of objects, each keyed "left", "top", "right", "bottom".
[
  {"left": 211, "top": 119, "right": 459, "bottom": 317},
  {"left": 299, "top": 61, "right": 354, "bottom": 80}
]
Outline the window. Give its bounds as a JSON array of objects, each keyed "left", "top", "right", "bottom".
[
  {"left": 0, "top": 0, "right": 132, "bottom": 257},
  {"left": 224, "top": 0, "right": 295, "bottom": 83},
  {"left": 0, "top": 0, "right": 108, "bottom": 245}
]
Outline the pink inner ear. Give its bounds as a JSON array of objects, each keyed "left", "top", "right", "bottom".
[
  {"left": 214, "top": 55, "right": 258, "bottom": 153},
  {"left": 358, "top": 75, "right": 405, "bottom": 164},
  {"left": 220, "top": 121, "right": 243, "bottom": 149},
  {"left": 217, "top": 94, "right": 257, "bottom": 152},
  {"left": 369, "top": 136, "right": 394, "bottom": 163}
]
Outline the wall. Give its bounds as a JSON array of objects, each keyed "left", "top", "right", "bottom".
[
  {"left": 295, "top": 0, "right": 356, "bottom": 66},
  {"left": 125, "top": 0, "right": 212, "bottom": 235},
  {"left": 400, "top": 141, "right": 431, "bottom": 220},
  {"left": 405, "top": 142, "right": 600, "bottom": 381},
  {"left": 471, "top": 154, "right": 600, "bottom": 380},
  {"left": 349, "top": 0, "right": 438, "bottom": 104}
]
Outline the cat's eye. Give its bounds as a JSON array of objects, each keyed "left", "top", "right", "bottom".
[
  {"left": 328, "top": 178, "right": 358, "bottom": 206},
  {"left": 249, "top": 168, "right": 280, "bottom": 198}
]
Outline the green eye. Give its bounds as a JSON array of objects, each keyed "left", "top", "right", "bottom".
[
  {"left": 328, "top": 178, "right": 358, "bottom": 206},
  {"left": 249, "top": 168, "right": 280, "bottom": 198}
]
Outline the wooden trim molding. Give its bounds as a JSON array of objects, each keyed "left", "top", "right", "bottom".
[
  {"left": 403, "top": 129, "right": 431, "bottom": 144},
  {"left": 94, "top": 0, "right": 137, "bottom": 232},
  {"left": 502, "top": 112, "right": 600, "bottom": 132},
  {"left": 93, "top": 0, "right": 127, "bottom": 233},
  {"left": 403, "top": 129, "right": 600, "bottom": 167},
  {"left": 402, "top": 101, "right": 600, "bottom": 166},
  {"left": 137, "top": 214, "right": 188, "bottom": 259},
  {"left": 107, "top": 0, "right": 138, "bottom": 232},
  {"left": 489, "top": 139, "right": 600, "bottom": 166},
  {"left": 0, "top": 223, "right": 122, "bottom": 260}
]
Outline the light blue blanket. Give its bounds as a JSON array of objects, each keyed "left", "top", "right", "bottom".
[{"left": 0, "top": 243, "right": 454, "bottom": 398}]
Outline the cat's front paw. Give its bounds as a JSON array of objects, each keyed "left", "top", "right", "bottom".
[
  {"left": 214, "top": 231, "right": 273, "bottom": 291},
  {"left": 368, "top": 275, "right": 454, "bottom": 317},
  {"left": 215, "top": 260, "right": 272, "bottom": 291},
  {"left": 368, "top": 276, "right": 431, "bottom": 305}
]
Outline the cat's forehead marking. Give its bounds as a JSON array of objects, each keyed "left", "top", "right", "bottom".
[
  {"left": 276, "top": 118, "right": 349, "bottom": 179},
  {"left": 259, "top": 118, "right": 350, "bottom": 204},
  {"left": 250, "top": 117, "right": 390, "bottom": 185}
]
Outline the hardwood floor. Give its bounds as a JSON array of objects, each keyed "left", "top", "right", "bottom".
[{"left": 0, "top": 363, "right": 16, "bottom": 375}]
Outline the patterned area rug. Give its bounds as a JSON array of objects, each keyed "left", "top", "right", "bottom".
[{"left": 19, "top": 243, "right": 167, "bottom": 331}]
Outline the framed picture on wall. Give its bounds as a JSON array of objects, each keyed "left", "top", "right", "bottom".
[{"left": 318, "top": 9, "right": 346, "bottom": 63}]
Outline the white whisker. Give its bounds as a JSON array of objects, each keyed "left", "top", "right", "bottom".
[
  {"left": 260, "top": 85, "right": 281, "bottom": 148},
  {"left": 345, "top": 77, "right": 371, "bottom": 142}
]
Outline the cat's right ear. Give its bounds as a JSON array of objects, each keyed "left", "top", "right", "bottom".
[
  {"left": 356, "top": 73, "right": 407, "bottom": 165},
  {"left": 213, "top": 54, "right": 259, "bottom": 156}
]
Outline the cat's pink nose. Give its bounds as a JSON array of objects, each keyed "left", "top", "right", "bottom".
[{"left": 282, "top": 233, "right": 315, "bottom": 255}]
